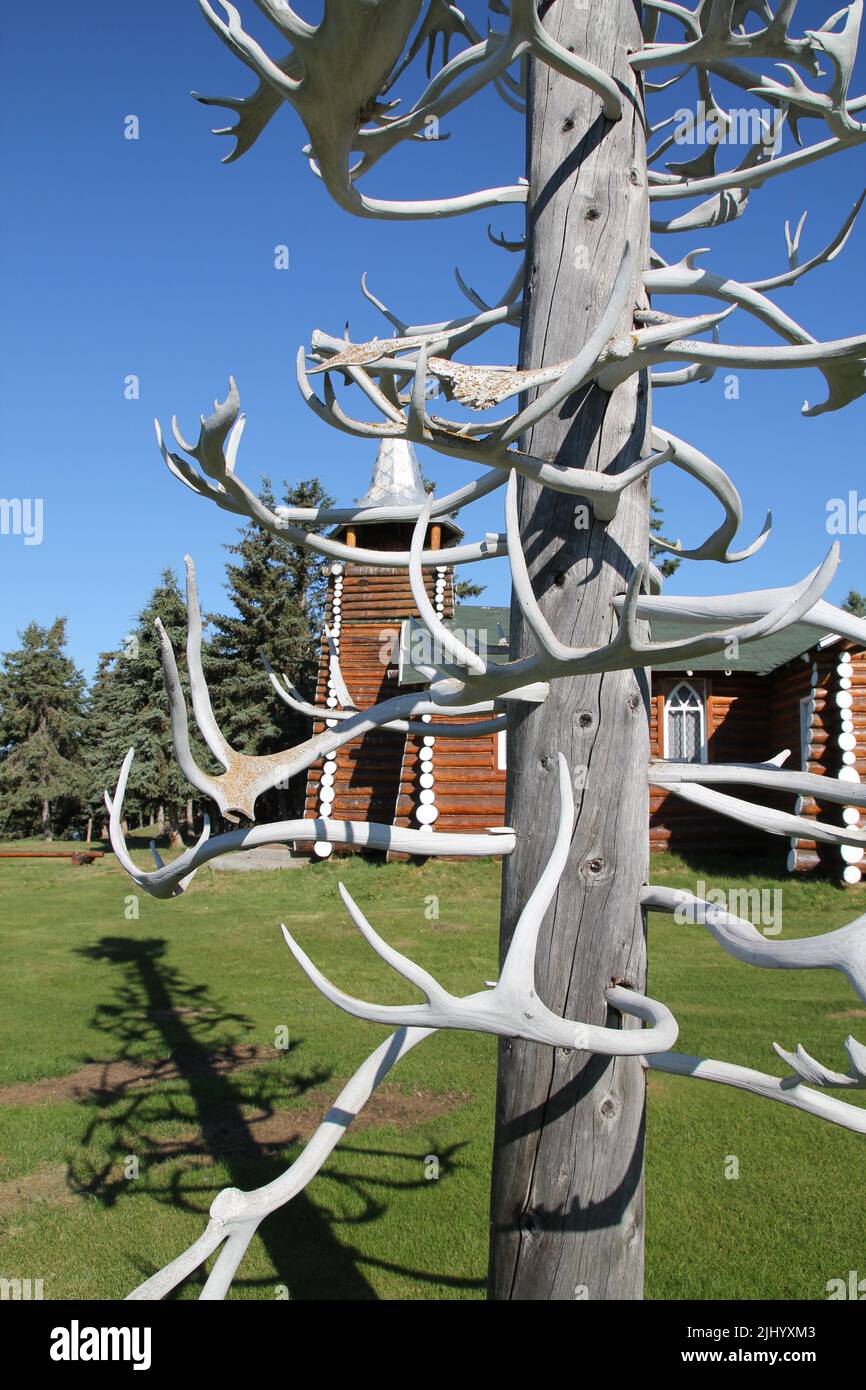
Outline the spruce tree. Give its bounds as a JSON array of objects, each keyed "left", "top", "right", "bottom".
[
  {"left": 206, "top": 477, "right": 331, "bottom": 815},
  {"left": 0, "top": 618, "right": 86, "bottom": 840},
  {"left": 86, "top": 570, "right": 199, "bottom": 840},
  {"left": 650, "top": 496, "right": 681, "bottom": 579}
]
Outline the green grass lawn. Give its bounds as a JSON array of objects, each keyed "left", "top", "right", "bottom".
[{"left": 0, "top": 840, "right": 864, "bottom": 1300}]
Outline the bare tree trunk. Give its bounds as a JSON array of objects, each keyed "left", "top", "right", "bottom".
[
  {"left": 185, "top": 798, "right": 195, "bottom": 838},
  {"left": 156, "top": 803, "right": 165, "bottom": 839},
  {"left": 488, "top": 1, "right": 650, "bottom": 1301},
  {"left": 41, "top": 798, "right": 52, "bottom": 842}
]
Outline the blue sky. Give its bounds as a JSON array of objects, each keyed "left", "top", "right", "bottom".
[{"left": 1, "top": 1, "right": 865, "bottom": 679}]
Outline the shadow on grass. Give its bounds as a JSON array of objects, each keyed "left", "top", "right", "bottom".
[{"left": 70, "top": 936, "right": 478, "bottom": 1299}]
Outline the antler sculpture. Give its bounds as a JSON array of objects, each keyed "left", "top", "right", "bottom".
[
  {"left": 282, "top": 754, "right": 679, "bottom": 1054},
  {"left": 106, "top": 0, "right": 866, "bottom": 1302},
  {"left": 154, "top": 553, "right": 525, "bottom": 821},
  {"left": 124, "top": 752, "right": 675, "bottom": 1301},
  {"left": 641, "top": 882, "right": 866, "bottom": 1134}
]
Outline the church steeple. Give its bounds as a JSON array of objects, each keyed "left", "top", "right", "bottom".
[
  {"left": 304, "top": 437, "right": 462, "bottom": 854},
  {"left": 332, "top": 439, "right": 463, "bottom": 550},
  {"left": 356, "top": 438, "right": 428, "bottom": 508}
]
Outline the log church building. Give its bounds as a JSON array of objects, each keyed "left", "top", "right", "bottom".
[{"left": 303, "top": 441, "right": 866, "bottom": 882}]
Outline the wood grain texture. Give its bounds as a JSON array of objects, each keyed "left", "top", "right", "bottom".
[{"left": 487, "top": 0, "right": 651, "bottom": 1301}]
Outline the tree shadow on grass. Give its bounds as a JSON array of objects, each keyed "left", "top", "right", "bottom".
[{"left": 70, "top": 936, "right": 479, "bottom": 1299}]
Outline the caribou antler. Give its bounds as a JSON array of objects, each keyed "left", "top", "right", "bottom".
[
  {"left": 127, "top": 1024, "right": 436, "bottom": 1299},
  {"left": 105, "top": 750, "right": 516, "bottom": 900},
  {"left": 156, "top": 379, "right": 508, "bottom": 569},
  {"left": 644, "top": 1051, "right": 866, "bottom": 1135},
  {"left": 641, "top": 884, "right": 866, "bottom": 1001},
  {"left": 194, "top": 0, "right": 621, "bottom": 220},
  {"left": 283, "top": 754, "right": 679, "bottom": 1055},
  {"left": 155, "top": 555, "right": 525, "bottom": 822},
  {"left": 260, "top": 646, "right": 509, "bottom": 739},
  {"left": 404, "top": 483, "right": 839, "bottom": 706}
]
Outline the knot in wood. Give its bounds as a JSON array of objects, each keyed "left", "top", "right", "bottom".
[{"left": 521, "top": 1210, "right": 542, "bottom": 1239}]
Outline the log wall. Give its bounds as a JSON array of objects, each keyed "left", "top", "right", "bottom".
[{"left": 302, "top": 558, "right": 865, "bottom": 877}]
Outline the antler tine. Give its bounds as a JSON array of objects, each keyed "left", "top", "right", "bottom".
[
  {"left": 155, "top": 417, "right": 242, "bottom": 512},
  {"left": 407, "top": 340, "right": 434, "bottom": 441},
  {"left": 497, "top": 753, "right": 574, "bottom": 997},
  {"left": 184, "top": 555, "right": 234, "bottom": 767},
  {"left": 613, "top": 544, "right": 840, "bottom": 669},
  {"left": 650, "top": 751, "right": 866, "bottom": 809},
  {"left": 772, "top": 1037, "right": 866, "bottom": 1088},
  {"left": 656, "top": 778, "right": 866, "bottom": 849},
  {"left": 322, "top": 370, "right": 403, "bottom": 439},
  {"left": 344, "top": 361, "right": 408, "bottom": 427},
  {"left": 487, "top": 223, "right": 526, "bottom": 253},
  {"left": 409, "top": 498, "right": 488, "bottom": 676},
  {"left": 279, "top": 922, "right": 435, "bottom": 1026},
  {"left": 154, "top": 615, "right": 227, "bottom": 804},
  {"left": 336, "top": 882, "right": 451, "bottom": 1005},
  {"left": 649, "top": 426, "right": 772, "bottom": 563},
  {"left": 749, "top": 189, "right": 866, "bottom": 292},
  {"left": 279, "top": 753, "right": 678, "bottom": 1054},
  {"left": 105, "top": 750, "right": 211, "bottom": 898},
  {"left": 506, "top": 473, "right": 585, "bottom": 664},
  {"left": 644, "top": 1050, "right": 866, "bottom": 1136},
  {"left": 259, "top": 647, "right": 320, "bottom": 718},
  {"left": 749, "top": 543, "right": 840, "bottom": 638}
]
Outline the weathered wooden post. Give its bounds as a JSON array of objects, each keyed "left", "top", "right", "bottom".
[{"left": 489, "top": 0, "right": 651, "bottom": 1301}]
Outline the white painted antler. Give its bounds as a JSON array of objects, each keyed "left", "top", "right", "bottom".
[
  {"left": 282, "top": 754, "right": 678, "bottom": 1054},
  {"left": 773, "top": 1035, "right": 866, "bottom": 1088},
  {"left": 407, "top": 483, "right": 839, "bottom": 705},
  {"left": 156, "top": 379, "right": 508, "bottom": 569},
  {"left": 633, "top": 0, "right": 866, "bottom": 241},
  {"left": 121, "top": 750, "right": 673, "bottom": 1303},
  {"left": 194, "top": 0, "right": 621, "bottom": 220},
  {"left": 649, "top": 777, "right": 866, "bottom": 849},
  {"left": 643, "top": 1051, "right": 866, "bottom": 1134},
  {"left": 650, "top": 751, "right": 866, "bottom": 810},
  {"left": 641, "top": 884, "right": 866, "bottom": 1001},
  {"left": 641, "top": 878, "right": 866, "bottom": 1133},
  {"left": 127, "top": 1024, "right": 436, "bottom": 1300},
  {"left": 105, "top": 749, "right": 516, "bottom": 900},
  {"left": 260, "top": 647, "right": 508, "bottom": 740},
  {"left": 154, "top": 554, "right": 526, "bottom": 821}
]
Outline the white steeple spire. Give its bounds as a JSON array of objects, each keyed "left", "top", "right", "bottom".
[{"left": 356, "top": 438, "right": 427, "bottom": 507}]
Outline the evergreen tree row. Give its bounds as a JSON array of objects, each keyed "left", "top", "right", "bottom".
[{"left": 0, "top": 479, "right": 330, "bottom": 842}]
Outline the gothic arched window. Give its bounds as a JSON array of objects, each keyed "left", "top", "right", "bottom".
[{"left": 663, "top": 681, "right": 707, "bottom": 763}]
